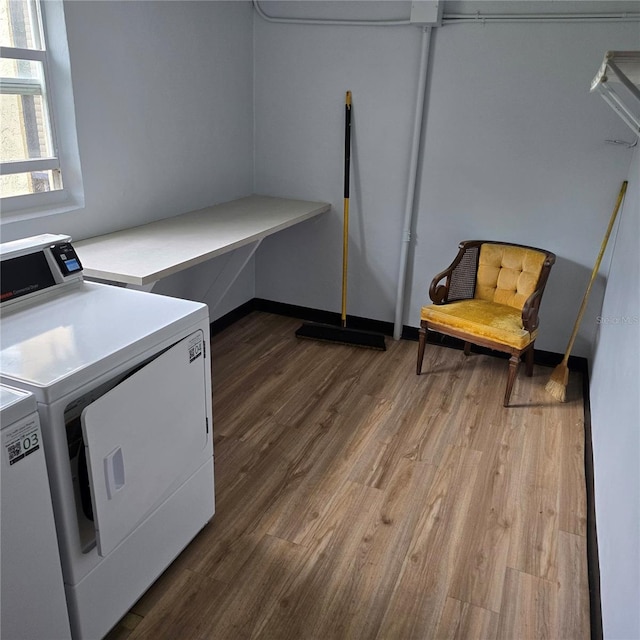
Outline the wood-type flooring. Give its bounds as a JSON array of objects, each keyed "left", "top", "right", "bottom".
[{"left": 107, "top": 312, "right": 589, "bottom": 640}]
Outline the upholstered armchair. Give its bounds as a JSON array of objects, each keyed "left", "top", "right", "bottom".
[{"left": 416, "top": 240, "right": 556, "bottom": 406}]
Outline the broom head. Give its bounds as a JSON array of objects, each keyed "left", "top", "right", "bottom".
[
  {"left": 295, "top": 322, "right": 386, "bottom": 351},
  {"left": 545, "top": 362, "right": 570, "bottom": 402}
]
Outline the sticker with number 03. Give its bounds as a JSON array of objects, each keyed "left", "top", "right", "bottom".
[{"left": 4, "top": 420, "right": 41, "bottom": 466}]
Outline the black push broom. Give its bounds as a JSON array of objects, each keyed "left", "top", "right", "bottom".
[{"left": 296, "top": 91, "right": 386, "bottom": 350}]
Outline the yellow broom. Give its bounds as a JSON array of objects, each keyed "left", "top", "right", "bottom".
[{"left": 546, "top": 180, "right": 628, "bottom": 401}]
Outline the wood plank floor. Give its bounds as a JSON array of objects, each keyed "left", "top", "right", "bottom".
[{"left": 107, "top": 311, "right": 589, "bottom": 640}]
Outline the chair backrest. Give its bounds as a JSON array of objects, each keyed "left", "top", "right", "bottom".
[{"left": 474, "top": 243, "right": 549, "bottom": 310}]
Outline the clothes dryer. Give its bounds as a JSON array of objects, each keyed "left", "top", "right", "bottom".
[{"left": 0, "top": 235, "right": 215, "bottom": 639}]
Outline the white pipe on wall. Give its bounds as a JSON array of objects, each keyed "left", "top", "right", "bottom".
[
  {"left": 252, "top": 0, "right": 411, "bottom": 26},
  {"left": 443, "top": 12, "right": 640, "bottom": 24},
  {"left": 393, "top": 25, "right": 432, "bottom": 340},
  {"left": 253, "top": 2, "right": 640, "bottom": 26}
]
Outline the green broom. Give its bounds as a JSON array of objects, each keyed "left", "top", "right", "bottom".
[
  {"left": 296, "top": 91, "right": 386, "bottom": 350},
  {"left": 546, "top": 180, "right": 628, "bottom": 401}
]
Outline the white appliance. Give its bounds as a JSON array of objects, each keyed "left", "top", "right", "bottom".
[
  {"left": 0, "top": 234, "right": 215, "bottom": 639},
  {"left": 1, "top": 384, "right": 72, "bottom": 640}
]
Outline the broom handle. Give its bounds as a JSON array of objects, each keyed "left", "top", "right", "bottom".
[
  {"left": 561, "top": 180, "right": 628, "bottom": 363},
  {"left": 341, "top": 91, "right": 352, "bottom": 328}
]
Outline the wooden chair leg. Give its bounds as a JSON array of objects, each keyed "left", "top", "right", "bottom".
[
  {"left": 504, "top": 354, "right": 520, "bottom": 407},
  {"left": 525, "top": 344, "right": 535, "bottom": 377},
  {"left": 417, "top": 324, "right": 427, "bottom": 375},
  {"left": 463, "top": 341, "right": 472, "bottom": 356}
]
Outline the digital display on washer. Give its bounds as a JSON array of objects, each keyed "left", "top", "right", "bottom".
[
  {"left": 50, "top": 242, "right": 83, "bottom": 276},
  {"left": 64, "top": 258, "right": 81, "bottom": 272}
]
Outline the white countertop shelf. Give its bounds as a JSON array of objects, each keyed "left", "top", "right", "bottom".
[{"left": 75, "top": 195, "right": 330, "bottom": 286}]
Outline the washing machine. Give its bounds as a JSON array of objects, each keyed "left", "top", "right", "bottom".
[
  {"left": 1, "top": 384, "right": 72, "bottom": 640},
  {"left": 0, "top": 234, "right": 215, "bottom": 639}
]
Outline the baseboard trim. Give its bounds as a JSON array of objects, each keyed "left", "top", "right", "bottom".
[
  {"left": 210, "top": 297, "right": 599, "bottom": 636},
  {"left": 209, "top": 299, "right": 256, "bottom": 336},
  {"left": 252, "top": 298, "right": 395, "bottom": 336},
  {"left": 582, "top": 366, "right": 602, "bottom": 640}
]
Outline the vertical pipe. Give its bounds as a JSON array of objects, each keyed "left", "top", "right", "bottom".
[{"left": 393, "top": 26, "right": 432, "bottom": 340}]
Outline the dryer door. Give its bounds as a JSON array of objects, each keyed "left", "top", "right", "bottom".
[{"left": 81, "top": 330, "right": 210, "bottom": 557}]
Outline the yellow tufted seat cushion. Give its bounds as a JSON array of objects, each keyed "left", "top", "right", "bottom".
[
  {"left": 421, "top": 299, "right": 537, "bottom": 349},
  {"left": 475, "top": 244, "right": 547, "bottom": 310}
]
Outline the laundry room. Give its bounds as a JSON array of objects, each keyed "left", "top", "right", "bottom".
[{"left": 1, "top": 1, "right": 638, "bottom": 639}]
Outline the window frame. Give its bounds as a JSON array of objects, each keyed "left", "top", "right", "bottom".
[{"left": 1, "top": 0, "right": 83, "bottom": 222}]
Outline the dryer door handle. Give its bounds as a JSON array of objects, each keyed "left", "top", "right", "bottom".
[{"left": 103, "top": 447, "right": 125, "bottom": 499}]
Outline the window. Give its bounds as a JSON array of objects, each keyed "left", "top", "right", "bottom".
[{"left": 1, "top": 0, "right": 82, "bottom": 219}]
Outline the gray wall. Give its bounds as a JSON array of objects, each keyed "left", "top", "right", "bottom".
[
  {"left": 254, "top": 3, "right": 638, "bottom": 356},
  {"left": 2, "top": 0, "right": 255, "bottom": 318},
  {"left": 254, "top": 16, "right": 423, "bottom": 322},
  {"left": 3, "top": 1, "right": 636, "bottom": 343},
  {"left": 590, "top": 147, "right": 639, "bottom": 640}
]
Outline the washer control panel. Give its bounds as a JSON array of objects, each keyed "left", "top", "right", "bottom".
[
  {"left": 0, "top": 234, "right": 83, "bottom": 308},
  {"left": 50, "top": 241, "right": 83, "bottom": 277}
]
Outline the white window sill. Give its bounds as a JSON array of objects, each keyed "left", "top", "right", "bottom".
[{"left": 1, "top": 189, "right": 84, "bottom": 224}]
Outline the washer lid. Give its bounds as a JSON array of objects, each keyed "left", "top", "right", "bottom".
[
  {"left": 0, "top": 281, "right": 208, "bottom": 402},
  {"left": 0, "top": 385, "right": 36, "bottom": 428}
]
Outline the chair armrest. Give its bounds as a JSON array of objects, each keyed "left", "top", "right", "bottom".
[
  {"left": 428, "top": 241, "right": 482, "bottom": 304},
  {"left": 521, "top": 289, "right": 542, "bottom": 332},
  {"left": 521, "top": 253, "right": 555, "bottom": 332},
  {"left": 429, "top": 269, "right": 452, "bottom": 304}
]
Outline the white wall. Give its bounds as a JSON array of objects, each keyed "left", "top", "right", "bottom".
[
  {"left": 2, "top": 0, "right": 255, "bottom": 319},
  {"left": 590, "top": 147, "right": 639, "bottom": 640},
  {"left": 253, "top": 2, "right": 638, "bottom": 356}
]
